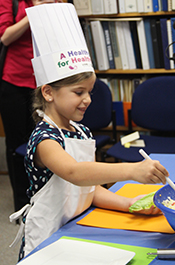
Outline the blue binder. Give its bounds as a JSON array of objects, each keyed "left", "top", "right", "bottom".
[
  {"left": 144, "top": 19, "right": 155, "bottom": 69},
  {"left": 160, "top": 18, "right": 170, "bottom": 70},
  {"left": 152, "top": 0, "right": 159, "bottom": 12}
]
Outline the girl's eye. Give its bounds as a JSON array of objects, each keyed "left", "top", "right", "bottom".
[{"left": 75, "top": 91, "right": 83, "bottom": 96}]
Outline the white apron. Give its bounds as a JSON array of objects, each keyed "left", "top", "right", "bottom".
[{"left": 10, "top": 114, "right": 96, "bottom": 257}]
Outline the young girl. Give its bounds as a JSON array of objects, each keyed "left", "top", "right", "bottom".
[
  {"left": 14, "top": 71, "right": 167, "bottom": 259},
  {"left": 10, "top": 3, "right": 168, "bottom": 261}
]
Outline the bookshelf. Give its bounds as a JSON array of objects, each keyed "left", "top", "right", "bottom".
[
  {"left": 77, "top": 9, "right": 175, "bottom": 133},
  {"left": 95, "top": 68, "right": 175, "bottom": 74},
  {"left": 81, "top": 11, "right": 175, "bottom": 73},
  {"left": 79, "top": 11, "right": 175, "bottom": 19}
]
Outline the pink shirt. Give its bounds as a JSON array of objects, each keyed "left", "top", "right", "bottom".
[{"left": 0, "top": 0, "right": 36, "bottom": 89}]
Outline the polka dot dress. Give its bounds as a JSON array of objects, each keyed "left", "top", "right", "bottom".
[{"left": 25, "top": 120, "right": 93, "bottom": 199}]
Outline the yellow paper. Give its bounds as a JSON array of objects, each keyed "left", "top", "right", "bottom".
[{"left": 77, "top": 184, "right": 174, "bottom": 234}]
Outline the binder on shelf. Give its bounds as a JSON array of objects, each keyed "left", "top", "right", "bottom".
[
  {"left": 125, "top": 0, "right": 138, "bottom": 12},
  {"left": 91, "top": 0, "right": 104, "bottom": 14},
  {"left": 152, "top": 0, "right": 159, "bottom": 11},
  {"left": 158, "top": 0, "right": 162, "bottom": 10},
  {"left": 115, "top": 21, "right": 129, "bottom": 69},
  {"left": 122, "top": 21, "right": 136, "bottom": 69},
  {"left": 156, "top": 19, "right": 165, "bottom": 68},
  {"left": 150, "top": 18, "right": 162, "bottom": 68},
  {"left": 160, "top": 18, "right": 170, "bottom": 69},
  {"left": 81, "top": 20, "right": 97, "bottom": 69},
  {"left": 129, "top": 21, "right": 142, "bottom": 69},
  {"left": 171, "top": 17, "right": 175, "bottom": 67},
  {"left": 118, "top": 0, "right": 126, "bottom": 13},
  {"left": 161, "top": 0, "right": 168, "bottom": 11},
  {"left": 73, "top": 0, "right": 92, "bottom": 15},
  {"left": 136, "top": 19, "right": 150, "bottom": 70},
  {"left": 144, "top": 19, "right": 155, "bottom": 69},
  {"left": 144, "top": 0, "right": 153, "bottom": 12},
  {"left": 136, "top": 0, "right": 144, "bottom": 12},
  {"left": 173, "top": 0, "right": 175, "bottom": 10},
  {"left": 168, "top": 0, "right": 172, "bottom": 11},
  {"left": 166, "top": 19, "right": 174, "bottom": 69},
  {"left": 110, "top": 78, "right": 121, "bottom": 101},
  {"left": 90, "top": 21, "right": 109, "bottom": 70},
  {"left": 101, "top": 21, "right": 116, "bottom": 69},
  {"left": 108, "top": 21, "right": 122, "bottom": 69},
  {"left": 104, "top": 0, "right": 118, "bottom": 14}
]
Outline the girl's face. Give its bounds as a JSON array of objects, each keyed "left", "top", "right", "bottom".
[{"left": 50, "top": 73, "right": 96, "bottom": 126}]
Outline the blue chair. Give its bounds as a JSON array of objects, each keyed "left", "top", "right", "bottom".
[
  {"left": 106, "top": 76, "right": 175, "bottom": 162},
  {"left": 80, "top": 78, "right": 116, "bottom": 160}
]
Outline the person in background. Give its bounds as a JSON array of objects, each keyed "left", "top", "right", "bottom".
[
  {"left": 9, "top": 3, "right": 169, "bottom": 261},
  {"left": 0, "top": 0, "right": 62, "bottom": 212}
]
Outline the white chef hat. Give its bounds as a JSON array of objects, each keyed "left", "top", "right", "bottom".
[{"left": 26, "top": 3, "right": 94, "bottom": 87}]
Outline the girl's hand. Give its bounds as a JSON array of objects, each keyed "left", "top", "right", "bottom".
[
  {"left": 132, "top": 159, "right": 168, "bottom": 185},
  {"left": 129, "top": 195, "right": 161, "bottom": 215}
]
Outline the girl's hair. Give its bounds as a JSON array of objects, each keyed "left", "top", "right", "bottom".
[{"left": 32, "top": 72, "right": 94, "bottom": 124}]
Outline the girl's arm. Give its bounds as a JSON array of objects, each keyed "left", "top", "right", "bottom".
[
  {"left": 35, "top": 139, "right": 168, "bottom": 187},
  {"left": 92, "top": 185, "right": 161, "bottom": 215}
]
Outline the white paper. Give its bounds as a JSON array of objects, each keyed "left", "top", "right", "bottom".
[
  {"left": 121, "top": 131, "right": 140, "bottom": 145},
  {"left": 130, "top": 139, "right": 145, "bottom": 147},
  {"left": 18, "top": 238, "right": 135, "bottom": 265}
]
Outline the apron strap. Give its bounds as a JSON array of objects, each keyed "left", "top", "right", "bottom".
[
  {"left": 36, "top": 109, "right": 89, "bottom": 140},
  {"left": 9, "top": 204, "right": 31, "bottom": 248}
]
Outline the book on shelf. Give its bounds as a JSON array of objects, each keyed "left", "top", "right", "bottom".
[
  {"left": 173, "top": 0, "right": 175, "bottom": 10},
  {"left": 118, "top": 0, "right": 126, "bottom": 13},
  {"left": 108, "top": 21, "right": 122, "bottom": 69},
  {"left": 136, "top": 0, "right": 144, "bottom": 12},
  {"left": 125, "top": 0, "right": 137, "bottom": 13},
  {"left": 104, "top": 0, "right": 118, "bottom": 14},
  {"left": 90, "top": 20, "right": 109, "bottom": 70},
  {"left": 158, "top": 0, "right": 162, "bottom": 10},
  {"left": 161, "top": 0, "right": 168, "bottom": 11},
  {"left": 136, "top": 19, "right": 150, "bottom": 69},
  {"left": 122, "top": 21, "right": 136, "bottom": 69},
  {"left": 160, "top": 18, "right": 171, "bottom": 69},
  {"left": 81, "top": 20, "right": 97, "bottom": 69},
  {"left": 152, "top": 0, "right": 159, "bottom": 11},
  {"left": 73, "top": 0, "right": 92, "bottom": 15},
  {"left": 144, "top": 19, "right": 155, "bottom": 68},
  {"left": 166, "top": 19, "right": 174, "bottom": 69},
  {"left": 115, "top": 21, "right": 129, "bottom": 69},
  {"left": 168, "top": 0, "right": 172, "bottom": 11},
  {"left": 170, "top": 17, "right": 175, "bottom": 67},
  {"left": 91, "top": 0, "right": 104, "bottom": 14},
  {"left": 101, "top": 21, "right": 116, "bottom": 69},
  {"left": 150, "top": 18, "right": 162, "bottom": 68},
  {"left": 129, "top": 21, "right": 143, "bottom": 69},
  {"left": 156, "top": 19, "right": 165, "bottom": 68},
  {"left": 144, "top": 0, "right": 153, "bottom": 12},
  {"left": 109, "top": 78, "right": 121, "bottom": 101}
]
